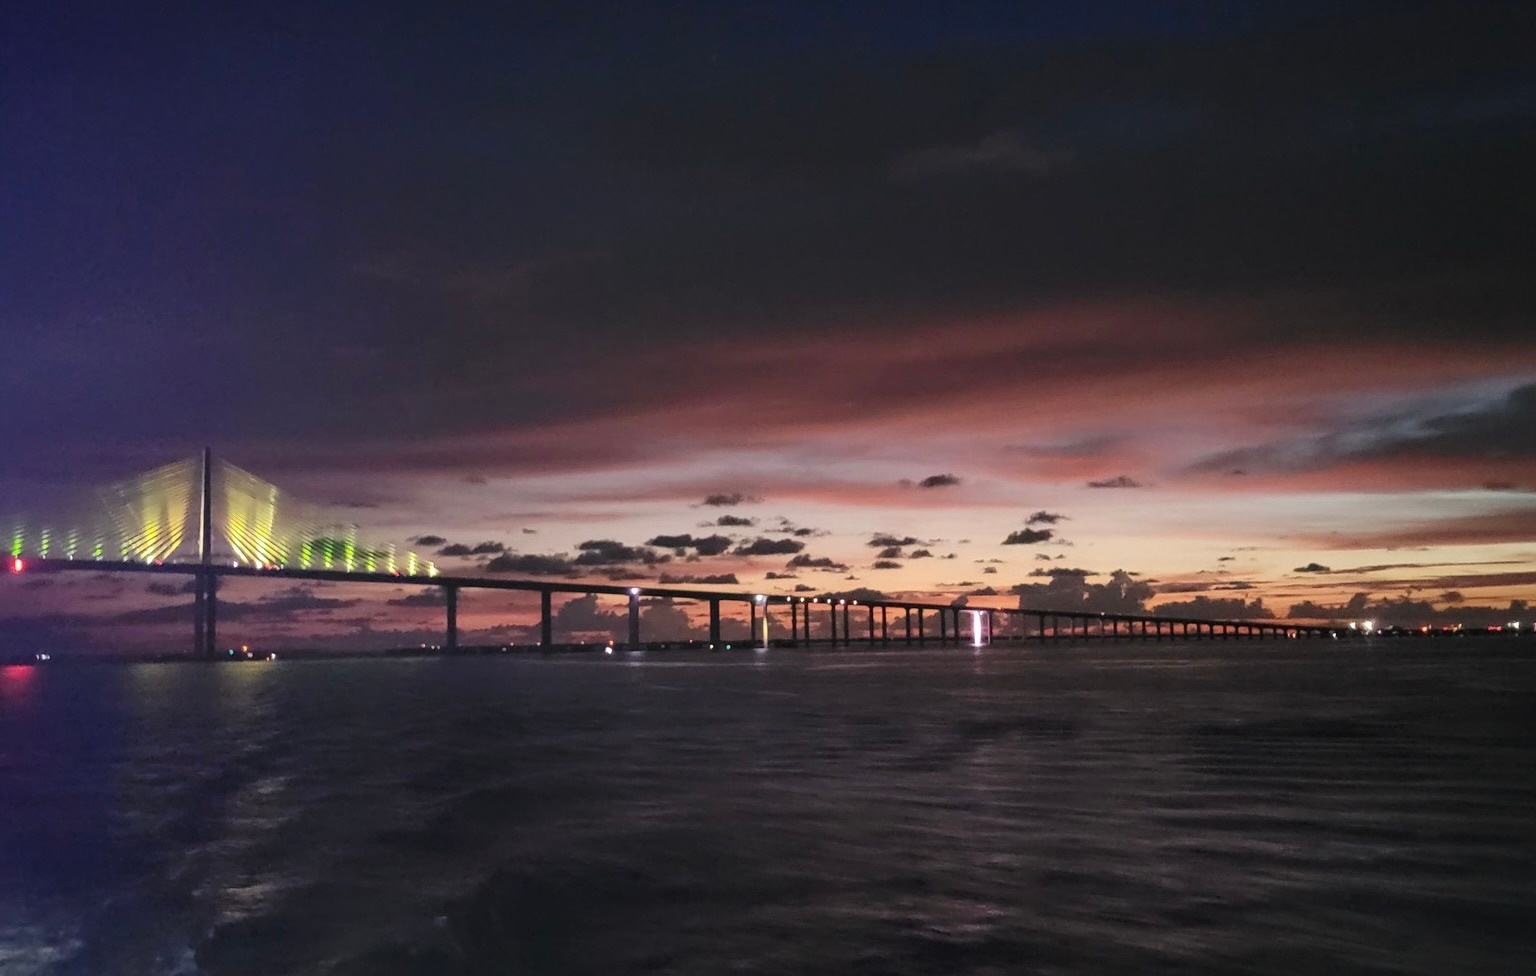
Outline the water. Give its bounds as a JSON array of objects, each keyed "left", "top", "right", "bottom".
[{"left": 2, "top": 641, "right": 1534, "bottom": 975}]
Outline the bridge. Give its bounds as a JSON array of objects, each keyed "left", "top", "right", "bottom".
[{"left": 7, "top": 451, "right": 1351, "bottom": 656}]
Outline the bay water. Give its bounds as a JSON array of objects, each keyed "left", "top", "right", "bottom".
[{"left": 3, "top": 640, "right": 1533, "bottom": 974}]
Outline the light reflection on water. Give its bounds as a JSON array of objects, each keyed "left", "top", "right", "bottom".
[{"left": 1, "top": 642, "right": 1534, "bottom": 975}]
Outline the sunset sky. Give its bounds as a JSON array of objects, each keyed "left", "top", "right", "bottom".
[{"left": 4, "top": 1, "right": 1535, "bottom": 651}]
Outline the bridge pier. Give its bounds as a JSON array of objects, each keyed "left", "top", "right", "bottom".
[
  {"left": 627, "top": 589, "right": 641, "bottom": 647},
  {"left": 191, "top": 569, "right": 219, "bottom": 659},
  {"left": 443, "top": 584, "right": 459, "bottom": 651},
  {"left": 194, "top": 569, "right": 206, "bottom": 656},
  {"left": 540, "top": 589, "right": 552, "bottom": 646},
  {"left": 880, "top": 605, "right": 889, "bottom": 644},
  {"left": 842, "top": 601, "right": 851, "bottom": 645},
  {"left": 708, "top": 598, "right": 721, "bottom": 646},
  {"left": 204, "top": 572, "right": 217, "bottom": 659}
]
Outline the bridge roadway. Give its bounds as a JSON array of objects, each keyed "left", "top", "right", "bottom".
[{"left": 18, "top": 557, "right": 1350, "bottom": 656}]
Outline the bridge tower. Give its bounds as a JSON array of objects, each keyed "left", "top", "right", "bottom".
[{"left": 194, "top": 447, "right": 218, "bottom": 659}]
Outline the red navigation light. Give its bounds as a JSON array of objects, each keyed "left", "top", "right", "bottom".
[{"left": 10, "top": 557, "right": 22, "bottom": 574}]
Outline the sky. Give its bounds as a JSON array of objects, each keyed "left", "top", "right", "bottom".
[{"left": 3, "top": 0, "right": 1536, "bottom": 652}]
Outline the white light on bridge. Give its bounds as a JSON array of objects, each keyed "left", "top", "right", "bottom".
[{"left": 968, "top": 609, "right": 986, "bottom": 647}]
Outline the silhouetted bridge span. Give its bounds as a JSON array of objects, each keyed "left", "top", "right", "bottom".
[
  {"left": 8, "top": 451, "right": 1354, "bottom": 656},
  {"left": 19, "top": 557, "right": 1346, "bottom": 654}
]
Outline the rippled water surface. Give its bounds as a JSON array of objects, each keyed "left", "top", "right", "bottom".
[{"left": 3, "top": 641, "right": 1534, "bottom": 975}]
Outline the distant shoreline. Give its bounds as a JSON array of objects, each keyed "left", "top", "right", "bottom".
[{"left": 6, "top": 629, "right": 1533, "bottom": 667}]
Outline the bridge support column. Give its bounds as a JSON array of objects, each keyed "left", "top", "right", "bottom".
[
  {"left": 880, "top": 606, "right": 888, "bottom": 644},
  {"left": 192, "top": 570, "right": 219, "bottom": 659},
  {"left": 628, "top": 589, "right": 641, "bottom": 647},
  {"left": 193, "top": 569, "right": 206, "bottom": 657},
  {"left": 917, "top": 608, "right": 925, "bottom": 645},
  {"left": 444, "top": 584, "right": 458, "bottom": 652},
  {"left": 540, "top": 589, "right": 553, "bottom": 647},
  {"left": 867, "top": 605, "right": 875, "bottom": 644},
  {"left": 708, "top": 598, "right": 721, "bottom": 646},
  {"left": 842, "top": 602, "right": 850, "bottom": 645},
  {"left": 939, "top": 609, "right": 947, "bottom": 643},
  {"left": 748, "top": 599, "right": 757, "bottom": 646},
  {"left": 204, "top": 573, "right": 218, "bottom": 659}
]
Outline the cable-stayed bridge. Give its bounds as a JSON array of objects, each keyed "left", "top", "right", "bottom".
[
  {"left": 7, "top": 451, "right": 1353, "bottom": 656},
  {"left": 9, "top": 451, "right": 436, "bottom": 575}
]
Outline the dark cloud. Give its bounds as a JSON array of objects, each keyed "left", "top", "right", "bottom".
[
  {"left": 734, "top": 537, "right": 805, "bottom": 557},
  {"left": 793, "top": 584, "right": 816, "bottom": 593},
  {"left": 254, "top": 586, "right": 360, "bottom": 615},
  {"left": 574, "top": 540, "right": 667, "bottom": 566},
  {"left": 876, "top": 546, "right": 902, "bottom": 559},
  {"left": 437, "top": 543, "right": 473, "bottom": 557},
  {"left": 1294, "top": 562, "right": 1332, "bottom": 573},
  {"left": 647, "top": 533, "right": 697, "bottom": 549},
  {"left": 644, "top": 532, "right": 736, "bottom": 556},
  {"left": 715, "top": 514, "right": 757, "bottom": 527},
  {"left": 691, "top": 534, "right": 733, "bottom": 557},
  {"left": 1217, "top": 555, "right": 1236, "bottom": 562},
  {"left": 521, "top": 528, "right": 538, "bottom": 534},
  {"left": 1026, "top": 511, "right": 1066, "bottom": 525},
  {"left": 764, "top": 571, "right": 797, "bottom": 580},
  {"left": 1153, "top": 595, "right": 1274, "bottom": 620},
  {"left": 908, "top": 549, "right": 933, "bottom": 559},
  {"left": 114, "top": 585, "right": 362, "bottom": 625},
  {"left": 871, "top": 560, "right": 902, "bottom": 570},
  {"left": 1195, "top": 384, "right": 1536, "bottom": 477},
  {"left": 702, "top": 493, "right": 759, "bottom": 507},
  {"left": 657, "top": 573, "right": 740, "bottom": 585},
  {"left": 1011, "top": 569, "right": 1152, "bottom": 615},
  {"left": 386, "top": 590, "right": 447, "bottom": 608},
  {"left": 1285, "top": 592, "right": 1534, "bottom": 627},
  {"left": 413, "top": 535, "right": 447, "bottom": 547},
  {"left": 812, "top": 588, "right": 888, "bottom": 604},
  {"left": 868, "top": 534, "right": 919, "bottom": 548},
  {"left": 146, "top": 580, "right": 196, "bottom": 597},
  {"left": 983, "top": 566, "right": 997, "bottom": 574},
  {"left": 968, "top": 586, "right": 998, "bottom": 596},
  {"left": 1029, "top": 566, "right": 1097, "bottom": 579},
  {"left": 483, "top": 553, "right": 576, "bottom": 576},
  {"left": 1154, "top": 581, "right": 1209, "bottom": 595},
  {"left": 1086, "top": 476, "right": 1144, "bottom": 489},
  {"left": 786, "top": 554, "right": 848, "bottom": 571},
  {"left": 917, "top": 473, "right": 961, "bottom": 489},
  {"left": 1003, "top": 528, "right": 1055, "bottom": 545}
]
